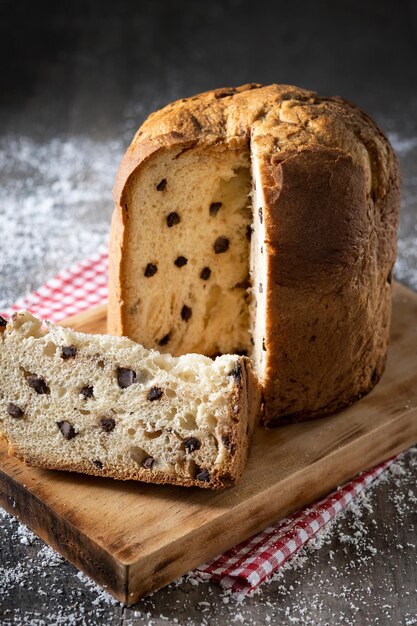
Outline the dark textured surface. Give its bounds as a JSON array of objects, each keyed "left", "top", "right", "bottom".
[{"left": 0, "top": 1, "right": 416, "bottom": 623}]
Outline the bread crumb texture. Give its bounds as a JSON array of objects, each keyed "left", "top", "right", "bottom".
[{"left": 0, "top": 311, "right": 259, "bottom": 489}]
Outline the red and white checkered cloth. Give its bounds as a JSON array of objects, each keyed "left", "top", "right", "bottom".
[
  {"left": 196, "top": 457, "right": 393, "bottom": 593},
  {"left": 5, "top": 246, "right": 109, "bottom": 321},
  {"left": 2, "top": 248, "right": 398, "bottom": 595}
]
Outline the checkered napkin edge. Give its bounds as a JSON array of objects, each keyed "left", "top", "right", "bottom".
[
  {"left": 1, "top": 247, "right": 398, "bottom": 595},
  {"left": 4, "top": 244, "right": 109, "bottom": 321},
  {"left": 196, "top": 457, "right": 394, "bottom": 594}
]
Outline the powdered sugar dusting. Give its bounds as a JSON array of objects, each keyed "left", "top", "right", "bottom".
[
  {"left": 0, "top": 135, "right": 123, "bottom": 311},
  {"left": 0, "top": 509, "right": 123, "bottom": 625},
  {"left": 387, "top": 131, "right": 417, "bottom": 290}
]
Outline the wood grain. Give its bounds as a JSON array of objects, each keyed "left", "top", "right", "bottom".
[{"left": 0, "top": 283, "right": 416, "bottom": 605}]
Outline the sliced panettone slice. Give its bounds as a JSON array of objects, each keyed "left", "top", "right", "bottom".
[{"left": 0, "top": 311, "right": 260, "bottom": 489}]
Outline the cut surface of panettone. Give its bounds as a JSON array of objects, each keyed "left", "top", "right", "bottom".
[
  {"left": 0, "top": 311, "right": 260, "bottom": 489},
  {"left": 119, "top": 144, "right": 253, "bottom": 357}
]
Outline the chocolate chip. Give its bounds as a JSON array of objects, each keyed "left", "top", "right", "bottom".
[
  {"left": 184, "top": 437, "right": 201, "bottom": 453},
  {"left": 147, "top": 387, "right": 163, "bottom": 401},
  {"left": 0, "top": 316, "right": 7, "bottom": 327},
  {"left": 235, "top": 278, "right": 250, "bottom": 289},
  {"left": 61, "top": 346, "right": 77, "bottom": 359},
  {"left": 144, "top": 263, "right": 158, "bottom": 277},
  {"left": 229, "top": 363, "right": 242, "bottom": 380},
  {"left": 181, "top": 305, "right": 192, "bottom": 321},
  {"left": 100, "top": 417, "right": 116, "bottom": 432},
  {"left": 7, "top": 403, "right": 24, "bottom": 419},
  {"left": 387, "top": 269, "right": 393, "bottom": 284},
  {"left": 262, "top": 338, "right": 267, "bottom": 351},
  {"left": 174, "top": 256, "right": 188, "bottom": 268},
  {"left": 219, "top": 472, "right": 233, "bottom": 486},
  {"left": 156, "top": 178, "right": 167, "bottom": 191},
  {"left": 200, "top": 267, "right": 211, "bottom": 281},
  {"left": 80, "top": 386, "right": 94, "bottom": 399},
  {"left": 214, "top": 236, "right": 229, "bottom": 254},
  {"left": 142, "top": 456, "right": 155, "bottom": 469},
  {"left": 259, "top": 283, "right": 263, "bottom": 293},
  {"left": 117, "top": 367, "right": 136, "bottom": 389},
  {"left": 246, "top": 225, "right": 253, "bottom": 241},
  {"left": 93, "top": 459, "right": 103, "bottom": 469},
  {"left": 258, "top": 207, "right": 263, "bottom": 223},
  {"left": 167, "top": 212, "right": 180, "bottom": 227},
  {"left": 209, "top": 202, "right": 222, "bottom": 217},
  {"left": 196, "top": 468, "right": 210, "bottom": 482},
  {"left": 158, "top": 333, "right": 171, "bottom": 346},
  {"left": 221, "top": 434, "right": 235, "bottom": 454},
  {"left": 27, "top": 375, "right": 49, "bottom": 395},
  {"left": 57, "top": 421, "right": 77, "bottom": 440}
]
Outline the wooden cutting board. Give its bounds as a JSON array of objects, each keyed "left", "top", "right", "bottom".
[{"left": 1, "top": 282, "right": 417, "bottom": 605}]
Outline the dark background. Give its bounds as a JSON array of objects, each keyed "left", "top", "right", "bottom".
[
  {"left": 1, "top": 0, "right": 417, "bottom": 137},
  {"left": 0, "top": 2, "right": 417, "bottom": 624}
]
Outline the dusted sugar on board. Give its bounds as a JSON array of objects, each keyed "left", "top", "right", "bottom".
[{"left": 0, "top": 312, "right": 260, "bottom": 489}]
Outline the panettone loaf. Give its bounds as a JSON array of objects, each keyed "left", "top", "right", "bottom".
[
  {"left": 0, "top": 311, "right": 260, "bottom": 489},
  {"left": 108, "top": 84, "right": 400, "bottom": 425}
]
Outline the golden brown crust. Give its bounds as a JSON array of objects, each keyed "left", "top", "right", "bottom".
[
  {"left": 266, "top": 360, "right": 385, "bottom": 426},
  {"left": 112, "top": 83, "right": 397, "bottom": 207},
  {"left": 220, "top": 358, "right": 262, "bottom": 485},
  {"left": 109, "top": 84, "right": 400, "bottom": 424},
  {"left": 11, "top": 453, "right": 228, "bottom": 489},
  {"left": 261, "top": 147, "right": 397, "bottom": 424}
]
